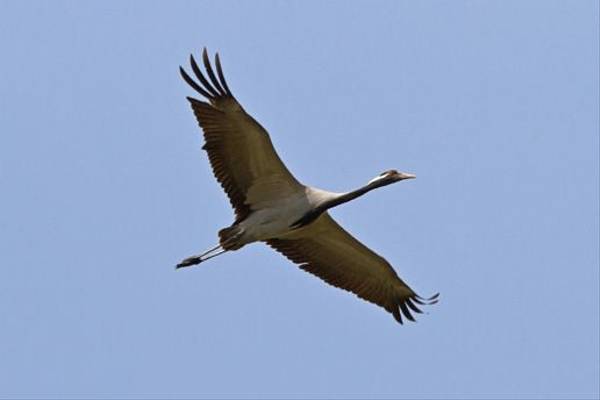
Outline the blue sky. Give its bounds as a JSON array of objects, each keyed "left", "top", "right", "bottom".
[{"left": 1, "top": 1, "right": 598, "bottom": 399}]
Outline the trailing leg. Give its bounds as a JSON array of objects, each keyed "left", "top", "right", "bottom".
[{"left": 176, "top": 225, "right": 246, "bottom": 269}]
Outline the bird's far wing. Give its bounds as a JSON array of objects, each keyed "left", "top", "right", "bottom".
[
  {"left": 266, "top": 213, "right": 438, "bottom": 324},
  {"left": 180, "top": 48, "right": 302, "bottom": 222}
]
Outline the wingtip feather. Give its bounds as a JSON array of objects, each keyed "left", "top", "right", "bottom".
[
  {"left": 406, "top": 298, "right": 423, "bottom": 314},
  {"left": 190, "top": 54, "right": 219, "bottom": 98},
  {"left": 202, "top": 48, "right": 226, "bottom": 95},
  {"left": 399, "top": 302, "right": 416, "bottom": 322},
  {"left": 393, "top": 309, "right": 403, "bottom": 325},
  {"left": 214, "top": 52, "right": 233, "bottom": 96}
]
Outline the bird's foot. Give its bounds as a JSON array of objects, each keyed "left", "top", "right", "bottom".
[{"left": 176, "top": 255, "right": 203, "bottom": 269}]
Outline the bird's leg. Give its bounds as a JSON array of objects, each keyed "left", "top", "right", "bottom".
[
  {"left": 176, "top": 228, "right": 245, "bottom": 269},
  {"left": 191, "top": 249, "right": 227, "bottom": 264},
  {"left": 176, "top": 244, "right": 222, "bottom": 269}
]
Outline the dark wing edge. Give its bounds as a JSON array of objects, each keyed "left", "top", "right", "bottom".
[
  {"left": 179, "top": 48, "right": 251, "bottom": 221},
  {"left": 266, "top": 236, "right": 439, "bottom": 325},
  {"left": 179, "top": 47, "right": 234, "bottom": 102},
  {"left": 179, "top": 48, "right": 303, "bottom": 223}
]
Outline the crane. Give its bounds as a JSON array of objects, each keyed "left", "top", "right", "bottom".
[{"left": 176, "top": 48, "right": 438, "bottom": 324}]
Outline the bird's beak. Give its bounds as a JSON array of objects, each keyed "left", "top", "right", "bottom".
[{"left": 398, "top": 172, "right": 416, "bottom": 180}]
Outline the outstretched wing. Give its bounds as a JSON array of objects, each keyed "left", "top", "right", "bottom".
[
  {"left": 180, "top": 48, "right": 302, "bottom": 222},
  {"left": 267, "top": 213, "right": 438, "bottom": 324}
]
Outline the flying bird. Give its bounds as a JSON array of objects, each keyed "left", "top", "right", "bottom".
[{"left": 177, "top": 48, "right": 438, "bottom": 324}]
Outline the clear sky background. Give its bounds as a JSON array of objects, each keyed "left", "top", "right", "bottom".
[{"left": 1, "top": 1, "right": 598, "bottom": 399}]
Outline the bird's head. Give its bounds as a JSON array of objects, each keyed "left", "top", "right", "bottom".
[{"left": 367, "top": 169, "right": 416, "bottom": 188}]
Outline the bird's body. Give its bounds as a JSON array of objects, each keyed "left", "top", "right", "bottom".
[
  {"left": 177, "top": 48, "right": 438, "bottom": 324},
  {"left": 234, "top": 187, "right": 334, "bottom": 243}
]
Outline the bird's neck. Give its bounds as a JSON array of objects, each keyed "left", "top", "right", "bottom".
[
  {"left": 321, "top": 184, "right": 376, "bottom": 211},
  {"left": 290, "top": 184, "right": 379, "bottom": 229}
]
